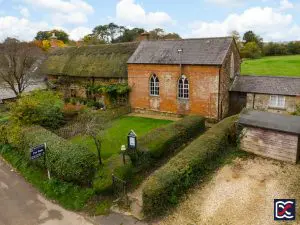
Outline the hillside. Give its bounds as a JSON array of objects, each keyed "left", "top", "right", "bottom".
[{"left": 241, "top": 55, "right": 300, "bottom": 77}]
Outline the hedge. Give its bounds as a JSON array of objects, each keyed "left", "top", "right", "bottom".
[
  {"left": 138, "top": 115, "right": 206, "bottom": 158},
  {"left": 142, "top": 115, "right": 239, "bottom": 216},
  {"left": 19, "top": 126, "right": 97, "bottom": 185}
]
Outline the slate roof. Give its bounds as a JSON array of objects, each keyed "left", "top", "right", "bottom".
[
  {"left": 127, "top": 37, "right": 234, "bottom": 65},
  {"left": 230, "top": 75, "right": 300, "bottom": 96},
  {"left": 239, "top": 110, "right": 300, "bottom": 135},
  {"left": 0, "top": 81, "right": 46, "bottom": 102}
]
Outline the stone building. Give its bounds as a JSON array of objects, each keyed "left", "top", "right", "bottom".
[
  {"left": 230, "top": 75, "right": 300, "bottom": 115},
  {"left": 127, "top": 37, "right": 241, "bottom": 120},
  {"left": 41, "top": 42, "right": 138, "bottom": 107}
]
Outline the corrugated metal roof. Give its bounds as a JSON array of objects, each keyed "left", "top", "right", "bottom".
[
  {"left": 239, "top": 110, "right": 300, "bottom": 134},
  {"left": 230, "top": 75, "right": 300, "bottom": 96},
  {"left": 127, "top": 37, "right": 233, "bottom": 65}
]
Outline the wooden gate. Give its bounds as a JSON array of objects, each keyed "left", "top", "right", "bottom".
[{"left": 112, "top": 174, "right": 128, "bottom": 204}]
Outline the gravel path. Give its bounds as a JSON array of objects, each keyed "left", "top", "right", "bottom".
[{"left": 159, "top": 157, "right": 300, "bottom": 225}]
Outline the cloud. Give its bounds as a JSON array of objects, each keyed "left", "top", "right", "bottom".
[
  {"left": 116, "top": 0, "right": 174, "bottom": 28},
  {"left": 19, "top": 7, "right": 30, "bottom": 18},
  {"left": 187, "top": 7, "right": 298, "bottom": 41},
  {"left": 0, "top": 16, "right": 49, "bottom": 41},
  {"left": 279, "top": 0, "right": 293, "bottom": 11},
  {"left": 23, "top": 0, "right": 94, "bottom": 25},
  {"left": 205, "top": 0, "right": 244, "bottom": 6},
  {"left": 69, "top": 26, "right": 91, "bottom": 40}
]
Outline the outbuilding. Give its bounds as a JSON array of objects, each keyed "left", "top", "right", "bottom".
[{"left": 239, "top": 110, "right": 300, "bottom": 163}]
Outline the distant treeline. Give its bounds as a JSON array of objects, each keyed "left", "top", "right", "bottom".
[
  {"left": 263, "top": 41, "right": 300, "bottom": 56},
  {"left": 232, "top": 30, "right": 300, "bottom": 59}
]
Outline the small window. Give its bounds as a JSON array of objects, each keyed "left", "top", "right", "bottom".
[
  {"left": 150, "top": 74, "right": 159, "bottom": 96},
  {"left": 230, "top": 53, "right": 235, "bottom": 79},
  {"left": 269, "top": 95, "right": 285, "bottom": 108},
  {"left": 178, "top": 75, "right": 189, "bottom": 99}
]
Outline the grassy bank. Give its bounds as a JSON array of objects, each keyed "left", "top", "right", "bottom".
[{"left": 241, "top": 55, "right": 300, "bottom": 77}]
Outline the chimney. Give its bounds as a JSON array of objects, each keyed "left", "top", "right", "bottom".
[
  {"left": 138, "top": 32, "right": 150, "bottom": 41},
  {"left": 49, "top": 32, "right": 58, "bottom": 48}
]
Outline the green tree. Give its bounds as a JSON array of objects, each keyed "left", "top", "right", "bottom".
[
  {"left": 10, "top": 90, "right": 64, "bottom": 130},
  {"left": 35, "top": 30, "right": 69, "bottom": 43},
  {"left": 240, "top": 41, "right": 262, "bottom": 59},
  {"left": 243, "top": 30, "right": 263, "bottom": 49}
]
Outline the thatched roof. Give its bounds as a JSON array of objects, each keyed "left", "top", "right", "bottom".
[{"left": 41, "top": 42, "right": 139, "bottom": 78}]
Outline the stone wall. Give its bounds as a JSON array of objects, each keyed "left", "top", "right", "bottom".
[
  {"left": 47, "top": 75, "right": 127, "bottom": 106},
  {"left": 219, "top": 41, "right": 241, "bottom": 118},
  {"left": 246, "top": 93, "right": 299, "bottom": 114}
]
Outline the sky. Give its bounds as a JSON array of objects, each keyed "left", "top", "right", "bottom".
[{"left": 0, "top": 0, "right": 300, "bottom": 42}]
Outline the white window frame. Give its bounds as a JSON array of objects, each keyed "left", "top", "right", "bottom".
[
  {"left": 149, "top": 74, "right": 159, "bottom": 96},
  {"left": 178, "top": 75, "right": 189, "bottom": 99},
  {"left": 269, "top": 95, "right": 285, "bottom": 108}
]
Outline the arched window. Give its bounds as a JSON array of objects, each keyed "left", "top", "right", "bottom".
[
  {"left": 150, "top": 74, "right": 159, "bottom": 96},
  {"left": 230, "top": 53, "right": 235, "bottom": 79},
  {"left": 178, "top": 75, "right": 189, "bottom": 99}
]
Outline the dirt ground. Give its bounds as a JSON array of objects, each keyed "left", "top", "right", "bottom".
[{"left": 158, "top": 157, "right": 300, "bottom": 225}]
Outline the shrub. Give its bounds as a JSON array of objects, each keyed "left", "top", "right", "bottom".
[
  {"left": 240, "top": 41, "right": 262, "bottom": 59},
  {"left": 142, "top": 115, "right": 239, "bottom": 216},
  {"left": 18, "top": 126, "right": 97, "bottom": 185},
  {"left": 138, "top": 116, "right": 205, "bottom": 158},
  {"left": 10, "top": 90, "right": 64, "bottom": 130}
]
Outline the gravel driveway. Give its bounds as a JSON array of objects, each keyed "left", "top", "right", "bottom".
[{"left": 159, "top": 157, "right": 300, "bottom": 225}]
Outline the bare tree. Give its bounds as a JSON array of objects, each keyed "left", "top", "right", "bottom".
[
  {"left": 0, "top": 38, "right": 44, "bottom": 96},
  {"left": 84, "top": 113, "right": 107, "bottom": 165},
  {"left": 56, "top": 110, "right": 110, "bottom": 165}
]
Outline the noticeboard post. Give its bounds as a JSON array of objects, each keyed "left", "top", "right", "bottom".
[
  {"left": 127, "top": 130, "right": 137, "bottom": 150},
  {"left": 30, "top": 143, "right": 51, "bottom": 180}
]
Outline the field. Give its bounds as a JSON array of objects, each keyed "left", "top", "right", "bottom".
[
  {"left": 70, "top": 116, "right": 173, "bottom": 159},
  {"left": 241, "top": 55, "right": 300, "bottom": 77}
]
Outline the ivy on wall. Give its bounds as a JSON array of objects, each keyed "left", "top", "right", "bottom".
[{"left": 86, "top": 84, "right": 131, "bottom": 97}]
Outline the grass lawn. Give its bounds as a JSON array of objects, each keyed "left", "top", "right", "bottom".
[
  {"left": 241, "top": 55, "right": 300, "bottom": 77},
  {"left": 70, "top": 116, "right": 173, "bottom": 160}
]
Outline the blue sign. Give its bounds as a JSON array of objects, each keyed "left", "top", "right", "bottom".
[
  {"left": 274, "top": 199, "right": 296, "bottom": 221},
  {"left": 30, "top": 144, "right": 46, "bottom": 160}
]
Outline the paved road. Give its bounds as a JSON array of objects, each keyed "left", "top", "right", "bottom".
[{"left": 0, "top": 158, "right": 147, "bottom": 225}]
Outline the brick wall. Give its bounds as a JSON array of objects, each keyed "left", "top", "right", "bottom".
[
  {"left": 246, "top": 93, "right": 298, "bottom": 114},
  {"left": 128, "top": 64, "right": 220, "bottom": 119}
]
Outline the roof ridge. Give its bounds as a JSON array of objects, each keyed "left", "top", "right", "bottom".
[{"left": 142, "top": 36, "right": 233, "bottom": 42}]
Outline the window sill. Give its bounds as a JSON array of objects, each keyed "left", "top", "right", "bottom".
[
  {"left": 149, "top": 95, "right": 159, "bottom": 97},
  {"left": 178, "top": 98, "right": 189, "bottom": 102}
]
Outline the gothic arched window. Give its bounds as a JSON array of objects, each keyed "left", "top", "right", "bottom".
[
  {"left": 150, "top": 74, "right": 159, "bottom": 96},
  {"left": 178, "top": 75, "right": 189, "bottom": 99}
]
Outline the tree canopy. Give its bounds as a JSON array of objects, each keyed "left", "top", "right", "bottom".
[{"left": 35, "top": 30, "right": 69, "bottom": 43}]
